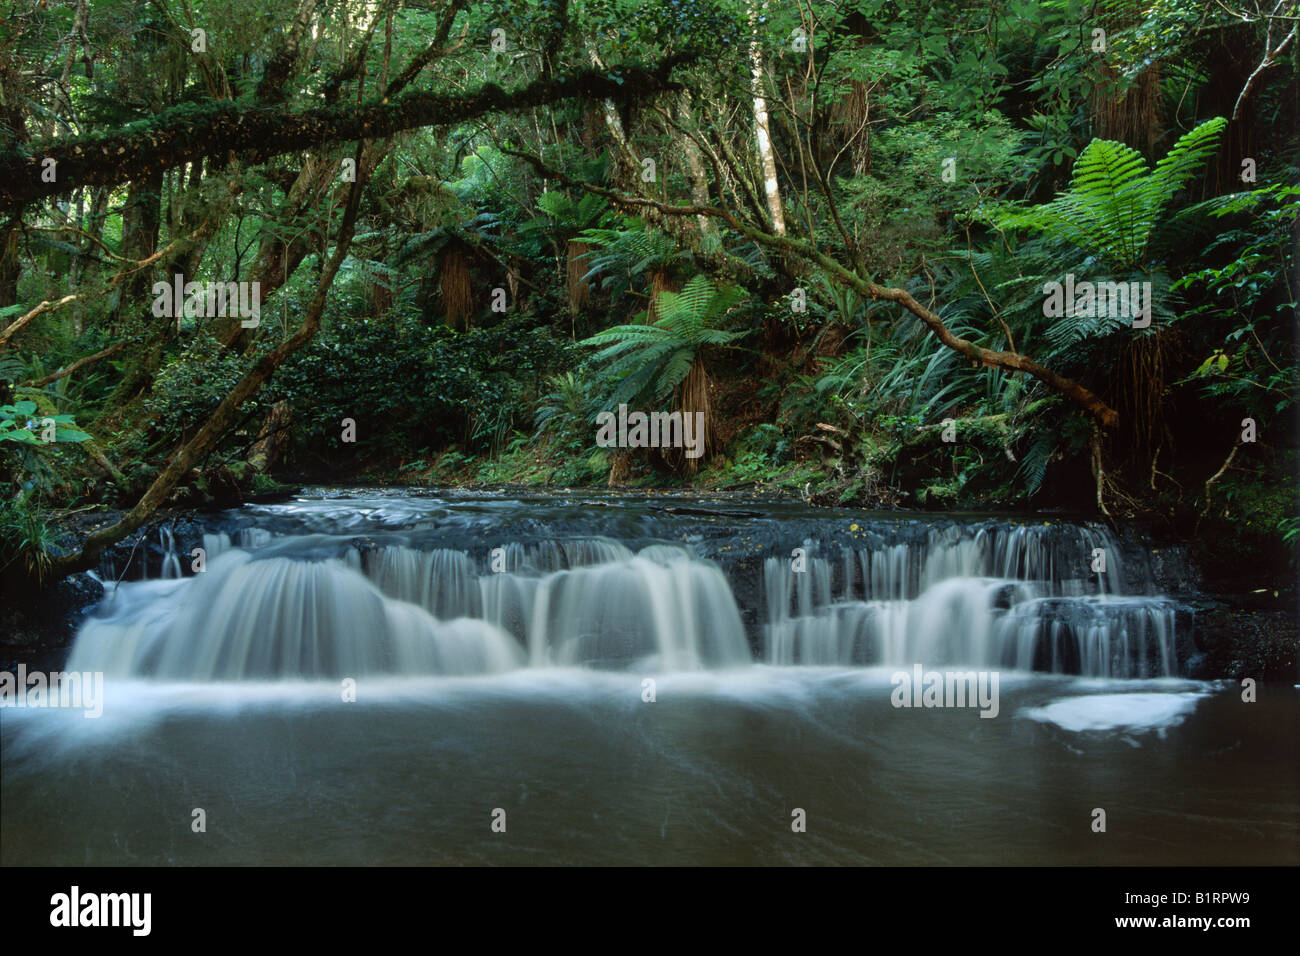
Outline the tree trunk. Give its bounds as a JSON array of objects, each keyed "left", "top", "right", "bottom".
[
  {"left": 677, "top": 94, "right": 716, "bottom": 240},
  {"left": 749, "top": 2, "right": 786, "bottom": 235},
  {"left": 0, "top": 221, "right": 19, "bottom": 307},
  {"left": 111, "top": 170, "right": 164, "bottom": 328},
  {"left": 248, "top": 400, "right": 293, "bottom": 473}
]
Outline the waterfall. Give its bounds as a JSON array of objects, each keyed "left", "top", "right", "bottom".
[
  {"left": 67, "top": 550, "right": 524, "bottom": 680},
  {"left": 484, "top": 552, "right": 749, "bottom": 670},
  {"left": 363, "top": 542, "right": 749, "bottom": 670},
  {"left": 364, "top": 547, "right": 484, "bottom": 619},
  {"left": 67, "top": 540, "right": 750, "bottom": 679},
  {"left": 65, "top": 511, "right": 1183, "bottom": 681},
  {"left": 158, "top": 526, "right": 181, "bottom": 580},
  {"left": 203, "top": 528, "right": 275, "bottom": 558},
  {"left": 762, "top": 523, "right": 1179, "bottom": 677}
]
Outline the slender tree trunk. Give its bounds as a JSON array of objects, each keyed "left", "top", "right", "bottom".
[
  {"left": 749, "top": 2, "right": 786, "bottom": 235},
  {"left": 112, "top": 170, "right": 163, "bottom": 327},
  {"left": 677, "top": 94, "right": 716, "bottom": 240},
  {"left": 588, "top": 46, "right": 640, "bottom": 187}
]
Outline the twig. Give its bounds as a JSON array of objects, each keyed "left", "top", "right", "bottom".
[
  {"left": 1201, "top": 443, "right": 1240, "bottom": 516},
  {"left": 1233, "top": 1, "right": 1297, "bottom": 120}
]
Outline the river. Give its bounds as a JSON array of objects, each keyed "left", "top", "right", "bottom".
[{"left": 2, "top": 489, "right": 1296, "bottom": 865}]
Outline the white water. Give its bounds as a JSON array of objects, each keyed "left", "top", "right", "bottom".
[
  {"left": 69, "top": 511, "right": 1179, "bottom": 681},
  {"left": 68, "top": 549, "right": 524, "bottom": 679},
  {"left": 1021, "top": 689, "right": 1209, "bottom": 734},
  {"left": 158, "top": 526, "right": 182, "bottom": 579},
  {"left": 764, "top": 525, "right": 1179, "bottom": 677},
  {"left": 70, "top": 540, "right": 751, "bottom": 678}
]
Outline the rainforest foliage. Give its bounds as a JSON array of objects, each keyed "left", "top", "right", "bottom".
[{"left": 0, "top": 0, "right": 1296, "bottom": 588}]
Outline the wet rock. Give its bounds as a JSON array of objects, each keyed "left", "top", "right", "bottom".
[
  {"left": 0, "top": 571, "right": 103, "bottom": 674},
  {"left": 1191, "top": 606, "right": 1298, "bottom": 683}
]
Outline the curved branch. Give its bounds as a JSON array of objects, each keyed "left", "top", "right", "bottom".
[
  {"left": 21, "top": 340, "right": 129, "bottom": 388},
  {"left": 502, "top": 147, "right": 1120, "bottom": 427},
  {"left": 0, "top": 295, "right": 76, "bottom": 349},
  {"left": 0, "top": 210, "right": 224, "bottom": 350}
]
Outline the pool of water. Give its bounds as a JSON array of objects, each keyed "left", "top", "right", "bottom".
[{"left": 2, "top": 492, "right": 1294, "bottom": 865}]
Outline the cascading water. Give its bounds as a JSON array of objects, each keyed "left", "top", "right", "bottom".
[
  {"left": 202, "top": 527, "right": 275, "bottom": 558},
  {"left": 763, "top": 523, "right": 1180, "bottom": 677},
  {"left": 158, "top": 525, "right": 182, "bottom": 579},
  {"left": 68, "top": 537, "right": 751, "bottom": 679},
  {"left": 66, "top": 501, "right": 1184, "bottom": 681},
  {"left": 68, "top": 549, "right": 524, "bottom": 679},
  {"left": 359, "top": 540, "right": 749, "bottom": 669}
]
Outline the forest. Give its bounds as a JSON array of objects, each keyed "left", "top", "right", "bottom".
[
  {"left": 0, "top": 0, "right": 1296, "bottom": 603},
  {"left": 2, "top": 0, "right": 1299, "bottom": 879}
]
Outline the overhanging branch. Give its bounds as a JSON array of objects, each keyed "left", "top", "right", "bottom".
[
  {"left": 0, "top": 55, "right": 696, "bottom": 213},
  {"left": 503, "top": 147, "right": 1120, "bottom": 428}
]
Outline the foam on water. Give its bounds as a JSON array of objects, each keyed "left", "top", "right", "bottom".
[{"left": 1020, "top": 690, "right": 1209, "bottom": 733}]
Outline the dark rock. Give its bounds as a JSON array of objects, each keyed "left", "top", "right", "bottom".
[{"left": 1193, "top": 606, "right": 1299, "bottom": 683}]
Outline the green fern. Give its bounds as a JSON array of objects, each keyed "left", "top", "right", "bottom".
[
  {"left": 991, "top": 117, "right": 1227, "bottom": 271},
  {"left": 340, "top": 256, "right": 398, "bottom": 291},
  {"left": 0, "top": 355, "right": 26, "bottom": 385},
  {"left": 1017, "top": 431, "right": 1056, "bottom": 499},
  {"left": 537, "top": 190, "right": 608, "bottom": 229},
  {"left": 580, "top": 275, "right": 750, "bottom": 407},
  {"left": 575, "top": 221, "right": 680, "bottom": 288}
]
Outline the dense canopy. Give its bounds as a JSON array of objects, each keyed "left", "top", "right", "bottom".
[{"left": 0, "top": 0, "right": 1295, "bottom": 594}]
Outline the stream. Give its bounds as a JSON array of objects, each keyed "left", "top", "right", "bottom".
[{"left": 2, "top": 489, "right": 1295, "bottom": 865}]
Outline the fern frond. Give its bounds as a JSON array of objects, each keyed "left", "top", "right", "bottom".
[
  {"left": 991, "top": 118, "right": 1225, "bottom": 271},
  {"left": 654, "top": 348, "right": 696, "bottom": 399}
]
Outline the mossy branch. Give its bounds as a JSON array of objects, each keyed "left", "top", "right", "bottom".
[{"left": 0, "top": 56, "right": 695, "bottom": 213}]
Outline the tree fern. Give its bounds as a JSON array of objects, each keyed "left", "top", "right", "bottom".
[
  {"left": 575, "top": 222, "right": 679, "bottom": 287},
  {"left": 0, "top": 355, "right": 26, "bottom": 385},
  {"left": 537, "top": 190, "right": 608, "bottom": 229},
  {"left": 340, "top": 256, "right": 398, "bottom": 291},
  {"left": 991, "top": 117, "right": 1227, "bottom": 271},
  {"left": 1017, "top": 431, "right": 1056, "bottom": 499},
  {"left": 580, "top": 275, "right": 750, "bottom": 408},
  {"left": 393, "top": 228, "right": 452, "bottom": 267}
]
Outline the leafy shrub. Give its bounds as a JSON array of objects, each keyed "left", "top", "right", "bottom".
[{"left": 275, "top": 310, "right": 570, "bottom": 465}]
